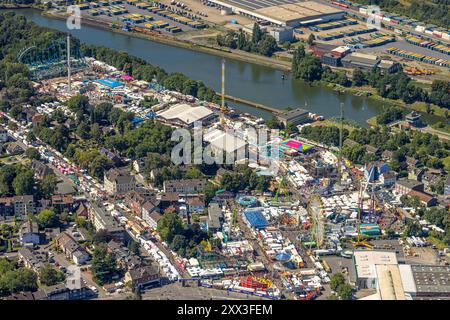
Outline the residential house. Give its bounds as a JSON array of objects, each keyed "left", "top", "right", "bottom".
[
  {"left": 132, "top": 157, "right": 146, "bottom": 174},
  {"left": 408, "top": 190, "right": 437, "bottom": 207},
  {"left": 100, "top": 148, "right": 122, "bottom": 166},
  {"left": 187, "top": 196, "right": 205, "bottom": 214},
  {"left": 408, "top": 168, "right": 424, "bottom": 182},
  {"left": 381, "top": 150, "right": 394, "bottom": 161},
  {"left": 5, "top": 142, "right": 24, "bottom": 155},
  {"left": 365, "top": 145, "right": 380, "bottom": 156},
  {"left": 31, "top": 159, "right": 53, "bottom": 178},
  {"left": 88, "top": 202, "right": 125, "bottom": 240},
  {"left": 215, "top": 168, "right": 232, "bottom": 183},
  {"left": 124, "top": 265, "right": 161, "bottom": 290},
  {"left": 163, "top": 179, "right": 207, "bottom": 194},
  {"left": 380, "top": 171, "right": 396, "bottom": 187},
  {"left": 421, "top": 171, "right": 441, "bottom": 192},
  {"left": 0, "top": 126, "right": 8, "bottom": 143},
  {"left": 406, "top": 157, "right": 419, "bottom": 169},
  {"left": 445, "top": 175, "right": 450, "bottom": 197},
  {"left": 55, "top": 232, "right": 90, "bottom": 265},
  {"left": 145, "top": 211, "right": 162, "bottom": 229},
  {"left": 158, "top": 193, "right": 180, "bottom": 212},
  {"left": 104, "top": 168, "right": 136, "bottom": 195},
  {"left": 1, "top": 195, "right": 37, "bottom": 217},
  {"left": 344, "top": 139, "right": 359, "bottom": 147},
  {"left": 76, "top": 202, "right": 89, "bottom": 218},
  {"left": 107, "top": 240, "right": 142, "bottom": 271},
  {"left": 19, "top": 220, "right": 41, "bottom": 245},
  {"left": 51, "top": 195, "right": 74, "bottom": 212},
  {"left": 33, "top": 284, "right": 94, "bottom": 300},
  {"left": 0, "top": 197, "right": 15, "bottom": 217},
  {"left": 207, "top": 203, "right": 223, "bottom": 233},
  {"left": 18, "top": 248, "right": 43, "bottom": 272},
  {"left": 141, "top": 200, "right": 161, "bottom": 228},
  {"left": 125, "top": 189, "right": 157, "bottom": 218}
]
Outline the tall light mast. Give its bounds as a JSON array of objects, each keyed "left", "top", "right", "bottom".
[
  {"left": 221, "top": 58, "right": 225, "bottom": 125},
  {"left": 67, "top": 35, "right": 71, "bottom": 93},
  {"left": 338, "top": 102, "right": 344, "bottom": 184}
]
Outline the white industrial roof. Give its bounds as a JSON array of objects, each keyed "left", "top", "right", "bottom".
[
  {"left": 354, "top": 250, "right": 398, "bottom": 279},
  {"left": 376, "top": 264, "right": 406, "bottom": 300},
  {"left": 204, "top": 129, "right": 247, "bottom": 154},
  {"left": 399, "top": 264, "right": 417, "bottom": 294},
  {"left": 157, "top": 103, "right": 213, "bottom": 125}
]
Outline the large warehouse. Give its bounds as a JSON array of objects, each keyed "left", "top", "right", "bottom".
[{"left": 208, "top": 0, "right": 345, "bottom": 27}]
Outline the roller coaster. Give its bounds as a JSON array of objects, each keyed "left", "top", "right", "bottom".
[{"left": 17, "top": 37, "right": 87, "bottom": 80}]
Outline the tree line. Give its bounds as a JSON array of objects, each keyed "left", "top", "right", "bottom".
[
  {"left": 353, "top": 0, "right": 450, "bottom": 29},
  {"left": 291, "top": 45, "right": 449, "bottom": 109},
  {"left": 216, "top": 23, "right": 279, "bottom": 57}
]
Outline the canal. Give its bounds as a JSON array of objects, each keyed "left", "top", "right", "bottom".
[{"left": 6, "top": 9, "right": 393, "bottom": 126}]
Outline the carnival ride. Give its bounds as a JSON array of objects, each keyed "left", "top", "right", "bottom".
[
  {"left": 17, "top": 37, "right": 86, "bottom": 80},
  {"left": 307, "top": 194, "right": 326, "bottom": 249}
]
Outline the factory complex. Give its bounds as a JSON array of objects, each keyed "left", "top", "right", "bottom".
[{"left": 207, "top": 0, "right": 345, "bottom": 27}]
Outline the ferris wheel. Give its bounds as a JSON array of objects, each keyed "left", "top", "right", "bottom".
[{"left": 307, "top": 194, "right": 326, "bottom": 248}]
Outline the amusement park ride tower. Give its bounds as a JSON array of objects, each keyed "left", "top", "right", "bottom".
[{"left": 67, "top": 35, "right": 71, "bottom": 93}]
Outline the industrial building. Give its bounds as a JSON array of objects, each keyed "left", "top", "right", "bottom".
[
  {"left": 269, "top": 27, "right": 294, "bottom": 42},
  {"left": 276, "top": 108, "right": 309, "bottom": 126},
  {"left": 157, "top": 103, "right": 215, "bottom": 128},
  {"left": 353, "top": 250, "right": 399, "bottom": 290},
  {"left": 207, "top": 1, "right": 344, "bottom": 27},
  {"left": 341, "top": 52, "right": 380, "bottom": 70}
]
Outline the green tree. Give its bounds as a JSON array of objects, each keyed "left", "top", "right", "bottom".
[
  {"left": 38, "top": 174, "right": 58, "bottom": 199},
  {"left": 91, "top": 244, "right": 118, "bottom": 285},
  {"left": 39, "top": 264, "right": 65, "bottom": 286},
  {"left": 157, "top": 212, "right": 183, "bottom": 243},
  {"left": 252, "top": 23, "right": 263, "bottom": 44},
  {"left": 352, "top": 69, "right": 367, "bottom": 87},
  {"left": 67, "top": 94, "right": 90, "bottom": 113},
  {"left": 25, "top": 147, "right": 40, "bottom": 160},
  {"left": 36, "top": 209, "right": 58, "bottom": 228},
  {"left": 12, "top": 169, "right": 35, "bottom": 196},
  {"left": 330, "top": 273, "right": 346, "bottom": 292},
  {"left": 307, "top": 34, "right": 315, "bottom": 45}
]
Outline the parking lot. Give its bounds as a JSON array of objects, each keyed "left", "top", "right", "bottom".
[
  {"left": 360, "top": 37, "right": 450, "bottom": 61},
  {"left": 80, "top": 3, "right": 202, "bottom": 34}
]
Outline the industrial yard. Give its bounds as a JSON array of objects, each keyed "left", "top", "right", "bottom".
[{"left": 0, "top": 0, "right": 449, "bottom": 306}]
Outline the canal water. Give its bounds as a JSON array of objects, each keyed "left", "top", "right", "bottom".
[{"left": 6, "top": 9, "right": 393, "bottom": 126}]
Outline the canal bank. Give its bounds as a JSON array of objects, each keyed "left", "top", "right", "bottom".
[
  {"left": 43, "top": 10, "right": 293, "bottom": 72},
  {"left": 2, "top": 8, "right": 400, "bottom": 126}
]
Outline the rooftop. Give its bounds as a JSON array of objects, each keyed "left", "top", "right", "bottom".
[
  {"left": 354, "top": 250, "right": 398, "bottom": 279},
  {"left": 277, "top": 108, "right": 309, "bottom": 121},
  {"left": 253, "top": 1, "right": 343, "bottom": 24},
  {"left": 157, "top": 103, "right": 214, "bottom": 126},
  {"left": 204, "top": 129, "right": 247, "bottom": 154}
]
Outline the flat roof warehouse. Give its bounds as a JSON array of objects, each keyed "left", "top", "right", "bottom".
[{"left": 208, "top": 0, "right": 345, "bottom": 27}]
